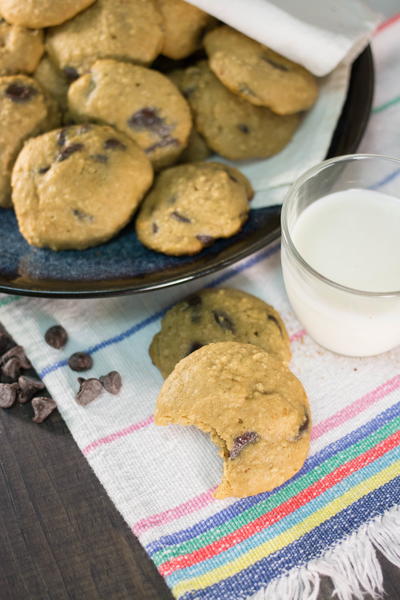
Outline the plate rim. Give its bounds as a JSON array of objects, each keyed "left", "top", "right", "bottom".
[{"left": 0, "top": 46, "right": 374, "bottom": 299}]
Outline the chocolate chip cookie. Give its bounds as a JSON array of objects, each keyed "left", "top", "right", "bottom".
[
  {"left": 204, "top": 26, "right": 318, "bottom": 115},
  {"left": 171, "top": 61, "right": 300, "bottom": 161},
  {"left": 0, "top": 0, "right": 96, "bottom": 28},
  {"left": 155, "top": 342, "right": 311, "bottom": 498},
  {"left": 136, "top": 162, "right": 251, "bottom": 256},
  {"left": 158, "top": 0, "right": 216, "bottom": 60},
  {"left": 68, "top": 59, "right": 192, "bottom": 169},
  {"left": 46, "top": 0, "right": 164, "bottom": 75},
  {"left": 150, "top": 287, "right": 291, "bottom": 378},
  {"left": 12, "top": 124, "right": 153, "bottom": 250},
  {"left": 0, "top": 17, "right": 44, "bottom": 75},
  {"left": 0, "top": 75, "right": 52, "bottom": 207}
]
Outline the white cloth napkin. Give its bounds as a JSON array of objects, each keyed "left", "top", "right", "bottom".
[
  {"left": 186, "top": 0, "right": 380, "bottom": 208},
  {"left": 187, "top": 0, "right": 380, "bottom": 76}
]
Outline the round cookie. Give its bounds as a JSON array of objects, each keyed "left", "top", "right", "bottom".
[
  {"left": 150, "top": 287, "right": 291, "bottom": 378},
  {"left": 135, "top": 162, "right": 251, "bottom": 256},
  {"left": 179, "top": 129, "right": 211, "bottom": 163},
  {"left": 68, "top": 59, "right": 192, "bottom": 169},
  {"left": 171, "top": 61, "right": 300, "bottom": 161},
  {"left": 0, "top": 0, "right": 95, "bottom": 28},
  {"left": 0, "top": 18, "right": 44, "bottom": 75},
  {"left": 158, "top": 0, "right": 216, "bottom": 60},
  {"left": 0, "top": 75, "right": 52, "bottom": 208},
  {"left": 204, "top": 26, "right": 318, "bottom": 115},
  {"left": 46, "top": 0, "right": 164, "bottom": 75},
  {"left": 12, "top": 124, "right": 153, "bottom": 250},
  {"left": 155, "top": 342, "right": 311, "bottom": 498}
]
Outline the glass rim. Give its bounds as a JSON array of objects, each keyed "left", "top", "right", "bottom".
[{"left": 281, "top": 153, "right": 400, "bottom": 298}]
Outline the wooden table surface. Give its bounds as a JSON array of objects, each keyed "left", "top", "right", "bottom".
[{"left": 1, "top": 368, "right": 399, "bottom": 600}]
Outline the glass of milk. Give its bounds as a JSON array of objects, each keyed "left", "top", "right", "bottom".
[{"left": 281, "top": 154, "right": 400, "bottom": 356}]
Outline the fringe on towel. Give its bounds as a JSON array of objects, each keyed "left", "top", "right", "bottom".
[{"left": 249, "top": 505, "right": 400, "bottom": 600}]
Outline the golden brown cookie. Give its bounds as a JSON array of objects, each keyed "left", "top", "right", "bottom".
[
  {"left": 68, "top": 59, "right": 192, "bottom": 169},
  {"left": 0, "top": 75, "right": 53, "bottom": 208},
  {"left": 136, "top": 162, "right": 250, "bottom": 256},
  {"left": 0, "top": 0, "right": 95, "bottom": 28},
  {"left": 12, "top": 124, "right": 153, "bottom": 250},
  {"left": 150, "top": 287, "right": 291, "bottom": 378},
  {"left": 0, "top": 17, "right": 44, "bottom": 75},
  {"left": 158, "top": 0, "right": 216, "bottom": 60},
  {"left": 46, "top": 0, "right": 164, "bottom": 75},
  {"left": 171, "top": 61, "right": 300, "bottom": 161},
  {"left": 204, "top": 26, "right": 318, "bottom": 115},
  {"left": 155, "top": 342, "right": 311, "bottom": 498}
]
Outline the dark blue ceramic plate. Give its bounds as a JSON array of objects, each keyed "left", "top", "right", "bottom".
[{"left": 0, "top": 48, "right": 374, "bottom": 298}]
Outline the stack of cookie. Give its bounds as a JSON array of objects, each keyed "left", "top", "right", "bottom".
[
  {"left": 152, "top": 288, "right": 311, "bottom": 498},
  {"left": 0, "top": 0, "right": 318, "bottom": 254}
]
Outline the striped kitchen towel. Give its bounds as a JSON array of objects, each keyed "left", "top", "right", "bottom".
[{"left": 1, "top": 13, "right": 400, "bottom": 600}]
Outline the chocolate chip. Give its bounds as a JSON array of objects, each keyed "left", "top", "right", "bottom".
[
  {"left": 17, "top": 375, "right": 45, "bottom": 404},
  {"left": 5, "top": 82, "right": 38, "bottom": 103},
  {"left": 128, "top": 107, "right": 167, "bottom": 134},
  {"left": 44, "top": 325, "right": 68, "bottom": 349},
  {"left": 63, "top": 66, "right": 79, "bottom": 82},
  {"left": 38, "top": 165, "right": 50, "bottom": 174},
  {"left": 0, "top": 345, "right": 31, "bottom": 369},
  {"left": 226, "top": 171, "right": 238, "bottom": 183},
  {"left": 230, "top": 431, "right": 259, "bottom": 459},
  {"left": 185, "top": 294, "right": 202, "bottom": 307},
  {"left": 267, "top": 314, "right": 283, "bottom": 336},
  {"left": 76, "top": 377, "right": 103, "bottom": 406},
  {"left": 89, "top": 153, "right": 108, "bottom": 163},
  {"left": 237, "top": 123, "right": 250, "bottom": 134},
  {"left": 56, "top": 143, "right": 84, "bottom": 162},
  {"left": 57, "top": 128, "right": 68, "bottom": 147},
  {"left": 152, "top": 222, "right": 159, "bottom": 234},
  {"left": 0, "top": 383, "right": 19, "bottom": 408},
  {"left": 99, "top": 371, "right": 122, "bottom": 395},
  {"left": 145, "top": 137, "right": 179, "bottom": 154},
  {"left": 104, "top": 138, "right": 126, "bottom": 151},
  {"left": 186, "top": 341, "right": 203, "bottom": 356},
  {"left": 32, "top": 396, "right": 57, "bottom": 423},
  {"left": 72, "top": 208, "right": 94, "bottom": 222},
  {"left": 171, "top": 211, "right": 191, "bottom": 223},
  {"left": 68, "top": 352, "right": 93, "bottom": 372},
  {"left": 196, "top": 234, "right": 214, "bottom": 246},
  {"left": 213, "top": 310, "right": 235, "bottom": 333},
  {"left": 261, "top": 56, "right": 289, "bottom": 71},
  {"left": 1, "top": 358, "right": 21, "bottom": 379}
]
